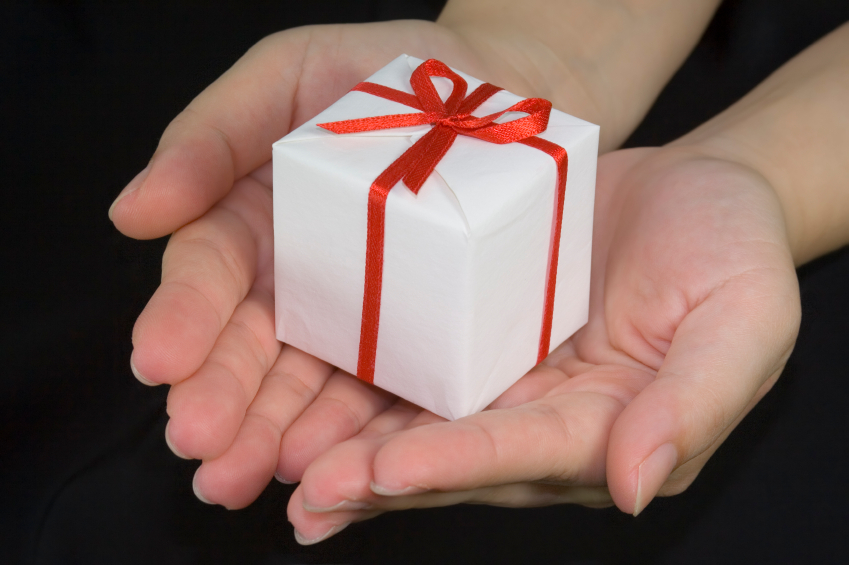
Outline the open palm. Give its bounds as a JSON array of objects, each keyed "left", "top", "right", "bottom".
[{"left": 282, "top": 147, "right": 800, "bottom": 543}]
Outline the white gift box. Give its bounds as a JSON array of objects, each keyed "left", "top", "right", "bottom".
[{"left": 273, "top": 55, "right": 598, "bottom": 420}]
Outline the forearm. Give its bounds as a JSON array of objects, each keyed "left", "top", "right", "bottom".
[
  {"left": 673, "top": 23, "right": 849, "bottom": 265},
  {"left": 438, "top": 0, "right": 722, "bottom": 151}
]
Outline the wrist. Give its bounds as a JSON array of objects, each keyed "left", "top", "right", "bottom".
[
  {"left": 436, "top": 21, "right": 615, "bottom": 145},
  {"left": 667, "top": 138, "right": 806, "bottom": 264},
  {"left": 437, "top": 0, "right": 721, "bottom": 152},
  {"left": 667, "top": 24, "right": 849, "bottom": 266}
]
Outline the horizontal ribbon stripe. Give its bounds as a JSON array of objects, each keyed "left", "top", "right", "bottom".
[
  {"left": 319, "top": 111, "right": 440, "bottom": 134},
  {"left": 317, "top": 59, "right": 568, "bottom": 384},
  {"left": 352, "top": 82, "right": 423, "bottom": 110}
]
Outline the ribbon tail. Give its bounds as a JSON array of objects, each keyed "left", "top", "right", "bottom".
[{"left": 402, "top": 126, "right": 458, "bottom": 194}]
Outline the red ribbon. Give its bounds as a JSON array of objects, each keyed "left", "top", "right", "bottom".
[{"left": 318, "top": 59, "right": 568, "bottom": 384}]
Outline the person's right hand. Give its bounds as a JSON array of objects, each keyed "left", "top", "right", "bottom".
[{"left": 109, "top": 19, "right": 598, "bottom": 509}]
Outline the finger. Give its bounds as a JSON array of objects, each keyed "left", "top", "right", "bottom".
[
  {"left": 289, "top": 404, "right": 422, "bottom": 543},
  {"left": 293, "top": 481, "right": 611, "bottom": 545},
  {"left": 653, "top": 367, "right": 781, "bottom": 497},
  {"left": 295, "top": 394, "right": 616, "bottom": 527},
  {"left": 296, "top": 438, "right": 613, "bottom": 512},
  {"left": 191, "top": 346, "right": 335, "bottom": 508},
  {"left": 298, "top": 403, "right": 422, "bottom": 511},
  {"left": 367, "top": 365, "right": 652, "bottom": 496},
  {"left": 487, "top": 363, "right": 570, "bottom": 410},
  {"left": 109, "top": 29, "right": 309, "bottom": 239},
  {"left": 288, "top": 485, "right": 384, "bottom": 546},
  {"left": 165, "top": 285, "right": 280, "bottom": 459},
  {"left": 290, "top": 480, "right": 612, "bottom": 545},
  {"left": 276, "top": 372, "right": 397, "bottom": 483},
  {"left": 606, "top": 272, "right": 801, "bottom": 516},
  {"left": 131, "top": 176, "right": 269, "bottom": 384}
]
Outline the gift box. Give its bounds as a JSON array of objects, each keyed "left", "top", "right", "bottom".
[{"left": 273, "top": 55, "right": 598, "bottom": 420}]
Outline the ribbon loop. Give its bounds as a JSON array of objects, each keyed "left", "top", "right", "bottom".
[
  {"left": 410, "top": 58, "right": 468, "bottom": 114},
  {"left": 461, "top": 98, "right": 552, "bottom": 144}
]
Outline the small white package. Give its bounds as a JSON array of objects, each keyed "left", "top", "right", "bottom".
[{"left": 273, "top": 55, "right": 598, "bottom": 420}]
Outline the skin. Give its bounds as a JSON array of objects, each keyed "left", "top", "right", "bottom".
[
  {"left": 285, "top": 23, "right": 849, "bottom": 542},
  {"left": 107, "top": 0, "right": 849, "bottom": 548},
  {"left": 286, "top": 146, "right": 800, "bottom": 542}
]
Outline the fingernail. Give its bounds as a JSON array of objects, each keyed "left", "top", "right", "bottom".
[
  {"left": 109, "top": 164, "right": 150, "bottom": 221},
  {"left": 130, "top": 353, "right": 157, "bottom": 386},
  {"left": 303, "top": 499, "right": 372, "bottom": 513},
  {"left": 294, "top": 522, "right": 351, "bottom": 546},
  {"left": 192, "top": 472, "right": 214, "bottom": 505},
  {"left": 370, "top": 482, "right": 428, "bottom": 496},
  {"left": 633, "top": 442, "right": 678, "bottom": 517},
  {"left": 164, "top": 421, "right": 191, "bottom": 460},
  {"left": 274, "top": 471, "right": 296, "bottom": 485}
]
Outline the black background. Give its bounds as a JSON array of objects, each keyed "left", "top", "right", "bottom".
[{"left": 2, "top": 1, "right": 848, "bottom": 563}]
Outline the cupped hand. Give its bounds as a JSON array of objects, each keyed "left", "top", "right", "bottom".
[
  {"left": 284, "top": 146, "right": 801, "bottom": 544},
  {"left": 110, "top": 21, "right": 593, "bottom": 508}
]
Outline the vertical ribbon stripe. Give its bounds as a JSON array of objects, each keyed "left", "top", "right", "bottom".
[
  {"left": 518, "top": 137, "right": 569, "bottom": 362},
  {"left": 317, "top": 59, "right": 568, "bottom": 384}
]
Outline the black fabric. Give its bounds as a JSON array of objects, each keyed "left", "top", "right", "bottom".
[{"left": 2, "top": 1, "right": 847, "bottom": 563}]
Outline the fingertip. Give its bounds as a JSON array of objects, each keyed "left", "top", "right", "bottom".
[
  {"left": 131, "top": 285, "right": 221, "bottom": 385},
  {"left": 607, "top": 391, "right": 679, "bottom": 514},
  {"left": 299, "top": 440, "right": 378, "bottom": 510},
  {"left": 165, "top": 420, "right": 192, "bottom": 460},
  {"left": 166, "top": 373, "right": 245, "bottom": 460},
  {"left": 130, "top": 352, "right": 158, "bottom": 386},
  {"left": 632, "top": 442, "right": 678, "bottom": 516},
  {"left": 167, "top": 412, "right": 232, "bottom": 461},
  {"left": 109, "top": 165, "right": 150, "bottom": 225},
  {"left": 369, "top": 482, "right": 428, "bottom": 497},
  {"left": 193, "top": 462, "right": 253, "bottom": 510},
  {"left": 274, "top": 471, "right": 297, "bottom": 485},
  {"left": 191, "top": 415, "right": 281, "bottom": 509},
  {"left": 111, "top": 137, "right": 233, "bottom": 239},
  {"left": 287, "top": 486, "right": 355, "bottom": 546},
  {"left": 293, "top": 522, "right": 351, "bottom": 546},
  {"left": 371, "top": 427, "right": 441, "bottom": 493},
  {"left": 192, "top": 468, "right": 215, "bottom": 505}
]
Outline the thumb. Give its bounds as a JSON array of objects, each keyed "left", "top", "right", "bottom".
[
  {"left": 606, "top": 270, "right": 800, "bottom": 515},
  {"left": 109, "top": 32, "right": 304, "bottom": 239}
]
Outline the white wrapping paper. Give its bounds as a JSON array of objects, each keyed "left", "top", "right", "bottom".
[{"left": 273, "top": 55, "right": 598, "bottom": 420}]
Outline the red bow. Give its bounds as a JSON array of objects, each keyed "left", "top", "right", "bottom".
[{"left": 318, "top": 59, "right": 568, "bottom": 385}]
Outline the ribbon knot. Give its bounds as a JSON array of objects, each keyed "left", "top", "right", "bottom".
[
  {"left": 316, "top": 59, "right": 568, "bottom": 384},
  {"left": 438, "top": 113, "right": 471, "bottom": 127}
]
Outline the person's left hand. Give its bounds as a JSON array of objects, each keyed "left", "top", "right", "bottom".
[
  {"left": 110, "top": 20, "right": 617, "bottom": 510},
  {"left": 283, "top": 146, "right": 801, "bottom": 544}
]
